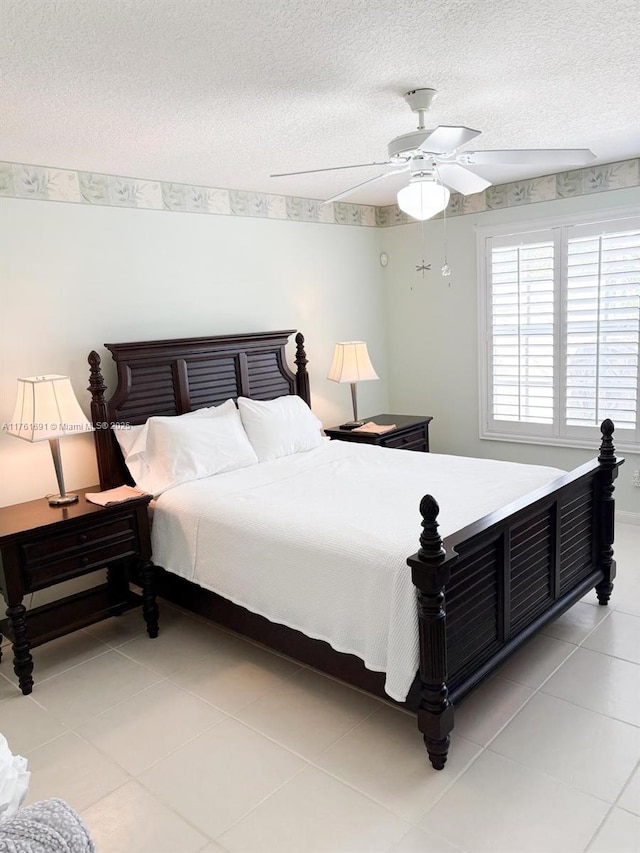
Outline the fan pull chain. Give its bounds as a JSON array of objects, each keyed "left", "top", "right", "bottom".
[
  {"left": 416, "top": 218, "right": 431, "bottom": 277},
  {"left": 441, "top": 202, "right": 451, "bottom": 284},
  {"left": 434, "top": 163, "right": 452, "bottom": 285}
]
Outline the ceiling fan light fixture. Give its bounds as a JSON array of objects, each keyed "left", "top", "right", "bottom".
[{"left": 397, "top": 177, "right": 450, "bottom": 221}]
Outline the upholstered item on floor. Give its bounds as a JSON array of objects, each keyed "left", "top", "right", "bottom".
[
  {"left": 0, "top": 734, "right": 29, "bottom": 821},
  {"left": 0, "top": 798, "right": 95, "bottom": 853}
]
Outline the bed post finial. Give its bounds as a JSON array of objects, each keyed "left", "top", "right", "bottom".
[
  {"left": 408, "top": 494, "right": 454, "bottom": 770},
  {"left": 294, "top": 332, "right": 311, "bottom": 406},
  {"left": 595, "top": 419, "right": 620, "bottom": 606},
  {"left": 88, "top": 351, "right": 105, "bottom": 406},
  {"left": 418, "top": 495, "right": 446, "bottom": 560},
  {"left": 88, "top": 350, "right": 116, "bottom": 491},
  {"left": 598, "top": 418, "right": 615, "bottom": 462}
]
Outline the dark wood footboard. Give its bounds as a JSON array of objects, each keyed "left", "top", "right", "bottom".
[{"left": 408, "top": 419, "right": 622, "bottom": 770}]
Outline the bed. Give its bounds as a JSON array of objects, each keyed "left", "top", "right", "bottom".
[{"left": 87, "top": 329, "right": 622, "bottom": 770}]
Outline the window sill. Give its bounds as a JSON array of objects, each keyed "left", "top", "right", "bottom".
[{"left": 480, "top": 430, "right": 640, "bottom": 455}]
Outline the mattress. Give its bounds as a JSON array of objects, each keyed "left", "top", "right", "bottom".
[{"left": 151, "top": 441, "right": 564, "bottom": 700}]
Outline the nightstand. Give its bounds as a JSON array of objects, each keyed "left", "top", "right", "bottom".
[
  {"left": 0, "top": 487, "right": 158, "bottom": 695},
  {"left": 324, "top": 414, "right": 432, "bottom": 452}
]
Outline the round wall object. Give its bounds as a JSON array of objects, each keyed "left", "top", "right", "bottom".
[{"left": 379, "top": 252, "right": 389, "bottom": 267}]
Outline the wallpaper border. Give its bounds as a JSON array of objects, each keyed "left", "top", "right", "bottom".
[{"left": 1, "top": 158, "right": 638, "bottom": 227}]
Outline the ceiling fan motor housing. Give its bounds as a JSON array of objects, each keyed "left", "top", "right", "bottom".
[{"left": 388, "top": 130, "right": 434, "bottom": 160}]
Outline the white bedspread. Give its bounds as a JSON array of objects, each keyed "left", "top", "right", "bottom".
[{"left": 151, "top": 442, "right": 564, "bottom": 700}]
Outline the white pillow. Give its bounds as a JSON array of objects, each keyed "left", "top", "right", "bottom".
[
  {"left": 238, "top": 395, "right": 323, "bottom": 462},
  {"left": 115, "top": 400, "right": 236, "bottom": 472},
  {"left": 114, "top": 423, "right": 146, "bottom": 459},
  {"left": 126, "top": 402, "right": 258, "bottom": 496}
]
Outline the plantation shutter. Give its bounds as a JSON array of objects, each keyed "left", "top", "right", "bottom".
[
  {"left": 565, "top": 225, "right": 640, "bottom": 435},
  {"left": 489, "top": 233, "right": 555, "bottom": 432},
  {"left": 481, "top": 214, "right": 639, "bottom": 448}
]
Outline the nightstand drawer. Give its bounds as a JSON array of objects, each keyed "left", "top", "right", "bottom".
[
  {"left": 380, "top": 428, "right": 428, "bottom": 452},
  {"left": 21, "top": 516, "right": 135, "bottom": 565},
  {"left": 20, "top": 514, "right": 139, "bottom": 591},
  {"left": 23, "top": 533, "right": 137, "bottom": 590}
]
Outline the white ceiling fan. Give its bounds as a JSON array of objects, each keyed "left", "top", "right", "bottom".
[{"left": 271, "top": 88, "right": 596, "bottom": 219}]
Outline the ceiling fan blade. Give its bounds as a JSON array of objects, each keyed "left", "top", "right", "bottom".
[
  {"left": 323, "top": 168, "right": 409, "bottom": 205},
  {"left": 436, "top": 163, "right": 492, "bottom": 196},
  {"left": 270, "top": 162, "right": 390, "bottom": 178},
  {"left": 458, "top": 148, "right": 596, "bottom": 166},
  {"left": 419, "top": 125, "right": 482, "bottom": 155}
]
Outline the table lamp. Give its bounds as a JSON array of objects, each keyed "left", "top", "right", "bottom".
[
  {"left": 327, "top": 341, "right": 379, "bottom": 429},
  {"left": 6, "top": 374, "right": 93, "bottom": 505}
]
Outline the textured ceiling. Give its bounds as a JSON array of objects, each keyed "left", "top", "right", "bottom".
[{"left": 2, "top": 0, "right": 639, "bottom": 205}]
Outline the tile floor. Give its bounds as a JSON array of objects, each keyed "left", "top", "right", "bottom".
[{"left": 1, "top": 523, "right": 639, "bottom": 853}]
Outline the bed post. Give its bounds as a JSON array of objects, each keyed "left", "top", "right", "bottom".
[
  {"left": 595, "top": 418, "right": 619, "bottom": 606},
  {"left": 294, "top": 333, "right": 311, "bottom": 406},
  {"left": 407, "top": 495, "right": 456, "bottom": 770},
  {"left": 88, "top": 351, "right": 114, "bottom": 491}
]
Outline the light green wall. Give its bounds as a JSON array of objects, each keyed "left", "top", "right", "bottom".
[
  {"left": 380, "top": 186, "right": 640, "bottom": 515},
  {"left": 0, "top": 198, "right": 389, "bottom": 507}
]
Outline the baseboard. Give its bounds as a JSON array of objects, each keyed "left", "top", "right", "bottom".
[{"left": 616, "top": 510, "right": 640, "bottom": 526}]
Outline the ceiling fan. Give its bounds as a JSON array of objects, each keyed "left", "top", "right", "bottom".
[{"left": 270, "top": 88, "right": 596, "bottom": 219}]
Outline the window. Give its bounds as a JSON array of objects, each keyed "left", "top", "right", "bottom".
[{"left": 478, "top": 211, "right": 640, "bottom": 450}]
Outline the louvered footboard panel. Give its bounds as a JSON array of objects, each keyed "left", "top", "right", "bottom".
[
  {"left": 446, "top": 538, "right": 502, "bottom": 686},
  {"left": 443, "top": 472, "right": 602, "bottom": 700},
  {"left": 559, "top": 488, "right": 595, "bottom": 594},
  {"left": 509, "top": 508, "right": 554, "bottom": 635}
]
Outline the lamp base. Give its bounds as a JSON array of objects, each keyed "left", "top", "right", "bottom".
[
  {"left": 339, "top": 420, "right": 365, "bottom": 430},
  {"left": 47, "top": 493, "right": 79, "bottom": 506}
]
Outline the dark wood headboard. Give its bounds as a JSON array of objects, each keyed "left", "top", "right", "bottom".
[{"left": 88, "top": 330, "right": 310, "bottom": 490}]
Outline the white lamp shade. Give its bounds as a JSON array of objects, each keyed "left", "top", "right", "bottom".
[
  {"left": 327, "top": 342, "right": 379, "bottom": 384},
  {"left": 397, "top": 179, "right": 450, "bottom": 221},
  {"left": 7, "top": 375, "right": 93, "bottom": 442}
]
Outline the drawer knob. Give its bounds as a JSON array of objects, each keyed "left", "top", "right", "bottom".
[
  {"left": 81, "top": 556, "right": 90, "bottom": 566},
  {"left": 78, "top": 533, "right": 88, "bottom": 543}
]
